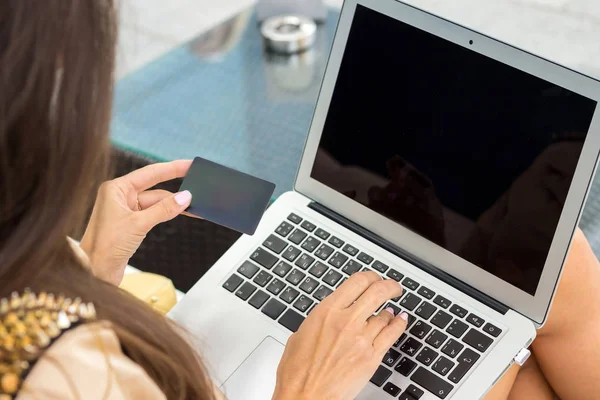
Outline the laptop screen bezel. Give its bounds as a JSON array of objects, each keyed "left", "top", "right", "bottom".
[{"left": 294, "top": 0, "right": 600, "bottom": 325}]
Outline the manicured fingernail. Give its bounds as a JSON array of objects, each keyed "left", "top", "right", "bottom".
[
  {"left": 399, "top": 312, "right": 409, "bottom": 321},
  {"left": 175, "top": 190, "right": 192, "bottom": 206},
  {"left": 384, "top": 307, "right": 396, "bottom": 316}
]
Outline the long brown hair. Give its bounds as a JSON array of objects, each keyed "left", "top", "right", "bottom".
[{"left": 0, "top": 2, "right": 215, "bottom": 398}]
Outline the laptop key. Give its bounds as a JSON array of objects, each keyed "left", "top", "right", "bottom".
[
  {"left": 447, "top": 320, "right": 469, "bottom": 338},
  {"left": 276, "top": 221, "right": 294, "bottom": 237},
  {"left": 285, "top": 269, "right": 306, "bottom": 286},
  {"left": 402, "top": 277, "right": 420, "bottom": 291},
  {"left": 289, "top": 229, "right": 308, "bottom": 245},
  {"left": 483, "top": 323, "right": 502, "bottom": 338},
  {"left": 386, "top": 268, "right": 404, "bottom": 282},
  {"left": 262, "top": 298, "right": 286, "bottom": 319},
  {"left": 313, "top": 285, "right": 333, "bottom": 301},
  {"left": 357, "top": 252, "right": 374, "bottom": 264},
  {"left": 328, "top": 252, "right": 348, "bottom": 268},
  {"left": 266, "top": 278, "right": 286, "bottom": 295},
  {"left": 301, "top": 237, "right": 321, "bottom": 253},
  {"left": 416, "top": 346, "right": 438, "bottom": 366},
  {"left": 328, "top": 236, "right": 344, "bottom": 248},
  {"left": 400, "top": 293, "right": 422, "bottom": 311},
  {"left": 431, "top": 310, "right": 453, "bottom": 329},
  {"left": 280, "top": 287, "right": 300, "bottom": 304},
  {"left": 369, "top": 365, "right": 392, "bottom": 387},
  {"left": 406, "top": 313, "right": 417, "bottom": 328},
  {"left": 222, "top": 274, "right": 243, "bottom": 292},
  {"left": 323, "top": 270, "right": 343, "bottom": 287},
  {"left": 433, "top": 295, "right": 451, "bottom": 309},
  {"left": 293, "top": 295, "right": 314, "bottom": 313},
  {"left": 417, "top": 286, "right": 436, "bottom": 300},
  {"left": 249, "top": 290, "right": 270, "bottom": 309},
  {"left": 410, "top": 368, "right": 453, "bottom": 399},
  {"left": 308, "top": 262, "right": 328, "bottom": 278},
  {"left": 372, "top": 260, "right": 390, "bottom": 273},
  {"left": 273, "top": 261, "right": 292, "bottom": 277},
  {"left": 399, "top": 394, "right": 418, "bottom": 400},
  {"left": 393, "top": 333, "right": 407, "bottom": 348},
  {"left": 466, "top": 313, "right": 485, "bottom": 327},
  {"left": 426, "top": 330, "right": 448, "bottom": 349},
  {"left": 410, "top": 320, "right": 432, "bottom": 339},
  {"left": 295, "top": 254, "right": 315, "bottom": 270},
  {"left": 448, "top": 348, "right": 480, "bottom": 383},
  {"left": 250, "top": 248, "right": 278, "bottom": 269},
  {"left": 263, "top": 234, "right": 287, "bottom": 254},
  {"left": 237, "top": 261, "right": 260, "bottom": 279},
  {"left": 279, "top": 309, "right": 305, "bottom": 332},
  {"left": 449, "top": 304, "right": 468, "bottom": 318},
  {"left": 287, "top": 213, "right": 302, "bottom": 224},
  {"left": 400, "top": 337, "right": 422, "bottom": 356},
  {"left": 314, "top": 244, "right": 334, "bottom": 260},
  {"left": 395, "top": 357, "right": 417, "bottom": 376},
  {"left": 235, "top": 282, "right": 257, "bottom": 301},
  {"left": 342, "top": 244, "right": 359, "bottom": 256},
  {"left": 442, "top": 339, "right": 464, "bottom": 358},
  {"left": 299, "top": 277, "right": 318, "bottom": 294},
  {"left": 382, "top": 382, "right": 401, "bottom": 397},
  {"left": 282, "top": 245, "right": 302, "bottom": 262},
  {"left": 342, "top": 259, "right": 362, "bottom": 275},
  {"left": 463, "top": 329, "right": 493, "bottom": 352},
  {"left": 432, "top": 356, "right": 455, "bottom": 377},
  {"left": 382, "top": 348, "right": 401, "bottom": 367},
  {"left": 416, "top": 301, "right": 437, "bottom": 319},
  {"left": 314, "top": 228, "right": 330, "bottom": 240},
  {"left": 253, "top": 270, "right": 273, "bottom": 287},
  {"left": 300, "top": 220, "right": 316, "bottom": 232},
  {"left": 405, "top": 384, "right": 425, "bottom": 399}
]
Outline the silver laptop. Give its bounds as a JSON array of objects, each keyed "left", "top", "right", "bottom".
[{"left": 170, "top": 0, "right": 600, "bottom": 398}]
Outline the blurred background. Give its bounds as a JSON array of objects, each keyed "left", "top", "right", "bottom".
[{"left": 117, "top": 0, "right": 600, "bottom": 80}]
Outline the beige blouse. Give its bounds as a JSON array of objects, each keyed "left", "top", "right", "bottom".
[
  {"left": 11, "top": 240, "right": 225, "bottom": 400},
  {"left": 17, "top": 322, "right": 167, "bottom": 400}
]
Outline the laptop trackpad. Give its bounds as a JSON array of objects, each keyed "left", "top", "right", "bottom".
[{"left": 221, "top": 336, "right": 285, "bottom": 400}]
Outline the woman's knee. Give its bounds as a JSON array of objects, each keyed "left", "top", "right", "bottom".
[
  {"left": 507, "top": 355, "right": 555, "bottom": 400},
  {"left": 538, "top": 228, "right": 600, "bottom": 337}
]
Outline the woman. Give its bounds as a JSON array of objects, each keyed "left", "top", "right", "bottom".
[
  {"left": 0, "top": 2, "right": 407, "bottom": 399},
  {"left": 1, "top": 2, "right": 599, "bottom": 400}
]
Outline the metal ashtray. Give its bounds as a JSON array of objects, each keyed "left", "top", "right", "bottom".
[{"left": 261, "top": 15, "right": 317, "bottom": 54}]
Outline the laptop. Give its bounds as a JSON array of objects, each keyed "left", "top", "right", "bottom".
[{"left": 170, "top": 0, "right": 600, "bottom": 399}]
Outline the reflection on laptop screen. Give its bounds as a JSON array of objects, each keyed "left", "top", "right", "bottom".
[{"left": 311, "top": 5, "right": 597, "bottom": 295}]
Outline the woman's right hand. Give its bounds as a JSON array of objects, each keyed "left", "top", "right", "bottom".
[
  {"left": 80, "top": 160, "right": 193, "bottom": 285},
  {"left": 273, "top": 271, "right": 408, "bottom": 400}
]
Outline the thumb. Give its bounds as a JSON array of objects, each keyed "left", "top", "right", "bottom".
[{"left": 137, "top": 190, "right": 192, "bottom": 231}]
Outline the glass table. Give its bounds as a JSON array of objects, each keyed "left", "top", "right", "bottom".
[{"left": 112, "top": 8, "right": 339, "bottom": 200}]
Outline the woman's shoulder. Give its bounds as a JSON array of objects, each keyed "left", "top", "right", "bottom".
[
  {"left": 16, "top": 321, "right": 167, "bottom": 400},
  {"left": 0, "top": 290, "right": 166, "bottom": 400}
]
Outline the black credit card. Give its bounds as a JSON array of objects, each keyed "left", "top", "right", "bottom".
[{"left": 178, "top": 157, "right": 276, "bottom": 235}]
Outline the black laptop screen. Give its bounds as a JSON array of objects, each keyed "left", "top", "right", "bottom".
[{"left": 310, "top": 4, "right": 597, "bottom": 295}]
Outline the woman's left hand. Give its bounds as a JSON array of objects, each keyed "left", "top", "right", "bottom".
[{"left": 80, "top": 160, "right": 194, "bottom": 285}]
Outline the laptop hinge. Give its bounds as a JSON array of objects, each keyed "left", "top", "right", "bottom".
[{"left": 309, "top": 202, "right": 509, "bottom": 315}]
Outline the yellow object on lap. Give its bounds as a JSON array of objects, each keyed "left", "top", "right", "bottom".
[{"left": 119, "top": 272, "right": 178, "bottom": 315}]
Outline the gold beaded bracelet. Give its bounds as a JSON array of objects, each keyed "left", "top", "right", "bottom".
[{"left": 0, "top": 290, "right": 96, "bottom": 399}]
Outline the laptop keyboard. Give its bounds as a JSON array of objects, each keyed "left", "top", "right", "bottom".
[{"left": 222, "top": 213, "right": 503, "bottom": 399}]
